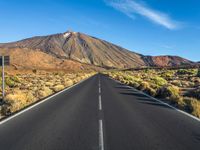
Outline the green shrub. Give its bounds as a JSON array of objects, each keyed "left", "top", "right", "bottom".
[
  {"left": 10, "top": 76, "right": 20, "bottom": 83},
  {"left": 177, "top": 69, "right": 197, "bottom": 76},
  {"left": 161, "top": 71, "right": 174, "bottom": 79},
  {"left": 197, "top": 69, "right": 200, "bottom": 77},
  {"left": 150, "top": 76, "right": 167, "bottom": 87},
  {"left": 123, "top": 75, "right": 134, "bottom": 81},
  {"left": 5, "top": 77, "right": 15, "bottom": 88}
]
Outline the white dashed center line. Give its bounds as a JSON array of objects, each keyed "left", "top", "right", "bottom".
[
  {"left": 98, "top": 76, "right": 104, "bottom": 150},
  {"left": 99, "top": 119, "right": 104, "bottom": 150},
  {"left": 99, "top": 94, "right": 102, "bottom": 110}
]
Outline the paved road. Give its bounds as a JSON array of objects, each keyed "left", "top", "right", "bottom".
[{"left": 0, "top": 74, "right": 200, "bottom": 150}]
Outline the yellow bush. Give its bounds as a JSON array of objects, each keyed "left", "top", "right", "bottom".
[
  {"left": 184, "top": 97, "right": 200, "bottom": 118},
  {"left": 3, "top": 90, "right": 36, "bottom": 114},
  {"left": 38, "top": 86, "right": 53, "bottom": 98},
  {"left": 64, "top": 80, "right": 74, "bottom": 87},
  {"left": 52, "top": 85, "right": 65, "bottom": 92}
]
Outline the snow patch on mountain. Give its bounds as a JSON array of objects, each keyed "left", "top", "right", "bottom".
[{"left": 63, "top": 32, "right": 71, "bottom": 38}]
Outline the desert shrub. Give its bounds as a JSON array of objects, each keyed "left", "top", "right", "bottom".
[
  {"left": 184, "top": 97, "right": 200, "bottom": 118},
  {"left": 181, "top": 81, "right": 195, "bottom": 87},
  {"left": 5, "top": 77, "right": 16, "bottom": 88},
  {"left": 64, "top": 80, "right": 74, "bottom": 87},
  {"left": 32, "top": 69, "right": 37, "bottom": 74},
  {"left": 45, "top": 82, "right": 54, "bottom": 87},
  {"left": 123, "top": 75, "right": 134, "bottom": 81},
  {"left": 121, "top": 79, "right": 129, "bottom": 85},
  {"left": 156, "top": 85, "right": 180, "bottom": 98},
  {"left": 197, "top": 69, "right": 200, "bottom": 77},
  {"left": 138, "top": 81, "right": 150, "bottom": 91},
  {"left": 177, "top": 69, "right": 197, "bottom": 76},
  {"left": 150, "top": 76, "right": 167, "bottom": 87},
  {"left": 52, "top": 85, "right": 65, "bottom": 92},
  {"left": 38, "top": 86, "right": 53, "bottom": 98},
  {"left": 144, "top": 87, "right": 157, "bottom": 97},
  {"left": 2, "top": 90, "right": 36, "bottom": 114},
  {"left": 170, "top": 95, "right": 185, "bottom": 107},
  {"left": 192, "top": 78, "right": 200, "bottom": 86},
  {"left": 161, "top": 70, "right": 175, "bottom": 79},
  {"left": 128, "top": 81, "right": 140, "bottom": 88},
  {"left": 10, "top": 76, "right": 20, "bottom": 83},
  {"left": 170, "top": 80, "right": 182, "bottom": 87},
  {"left": 156, "top": 85, "right": 184, "bottom": 106},
  {"left": 136, "top": 81, "right": 155, "bottom": 96}
]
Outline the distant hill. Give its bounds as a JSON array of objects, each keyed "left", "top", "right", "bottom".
[{"left": 0, "top": 31, "right": 194, "bottom": 69}]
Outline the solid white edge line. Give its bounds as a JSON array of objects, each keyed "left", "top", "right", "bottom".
[
  {"left": 0, "top": 75, "right": 94, "bottom": 125},
  {"left": 99, "top": 119, "right": 104, "bottom": 150},
  {"left": 110, "top": 77, "right": 200, "bottom": 122}
]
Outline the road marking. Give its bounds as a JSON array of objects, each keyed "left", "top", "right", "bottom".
[
  {"left": 98, "top": 76, "right": 102, "bottom": 110},
  {"left": 99, "top": 94, "right": 102, "bottom": 110},
  {"left": 111, "top": 77, "right": 200, "bottom": 122},
  {"left": 98, "top": 75, "right": 104, "bottom": 150},
  {"left": 99, "top": 87, "right": 101, "bottom": 94},
  {"left": 99, "top": 119, "right": 104, "bottom": 150},
  {"left": 0, "top": 76, "right": 94, "bottom": 125},
  {"left": 99, "top": 79, "right": 101, "bottom": 93}
]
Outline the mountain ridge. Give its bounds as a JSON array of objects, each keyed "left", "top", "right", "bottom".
[{"left": 0, "top": 31, "right": 194, "bottom": 69}]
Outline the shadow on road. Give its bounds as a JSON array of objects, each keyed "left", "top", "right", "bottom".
[
  {"left": 138, "top": 101, "right": 173, "bottom": 109},
  {"left": 115, "top": 86, "right": 132, "bottom": 90},
  {"left": 120, "top": 92, "right": 147, "bottom": 98},
  {"left": 193, "top": 133, "right": 200, "bottom": 142},
  {"left": 118, "top": 87, "right": 173, "bottom": 110}
]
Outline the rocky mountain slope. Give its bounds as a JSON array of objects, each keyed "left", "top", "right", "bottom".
[
  {"left": 0, "top": 31, "right": 194, "bottom": 69},
  {"left": 0, "top": 48, "right": 103, "bottom": 71}
]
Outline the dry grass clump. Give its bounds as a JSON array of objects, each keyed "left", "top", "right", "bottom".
[
  {"left": 52, "top": 85, "right": 65, "bottom": 92},
  {"left": 2, "top": 90, "right": 36, "bottom": 114},
  {"left": 150, "top": 76, "right": 167, "bottom": 87},
  {"left": 177, "top": 69, "right": 197, "bottom": 76},
  {"left": 156, "top": 85, "right": 180, "bottom": 98},
  {"left": 64, "top": 80, "right": 74, "bottom": 87},
  {"left": 156, "top": 85, "right": 185, "bottom": 106},
  {"left": 184, "top": 97, "right": 200, "bottom": 118},
  {"left": 38, "top": 86, "right": 53, "bottom": 98}
]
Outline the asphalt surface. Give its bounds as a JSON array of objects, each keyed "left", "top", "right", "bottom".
[{"left": 0, "top": 74, "right": 200, "bottom": 150}]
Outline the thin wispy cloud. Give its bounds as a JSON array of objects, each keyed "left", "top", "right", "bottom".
[{"left": 105, "top": 0, "right": 180, "bottom": 30}]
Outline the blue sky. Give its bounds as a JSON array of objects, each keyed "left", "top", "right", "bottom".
[{"left": 0, "top": 0, "right": 199, "bottom": 61}]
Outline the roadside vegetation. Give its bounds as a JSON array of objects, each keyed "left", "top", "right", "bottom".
[
  {"left": 0, "top": 70, "right": 95, "bottom": 118},
  {"left": 104, "top": 68, "right": 200, "bottom": 118}
]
